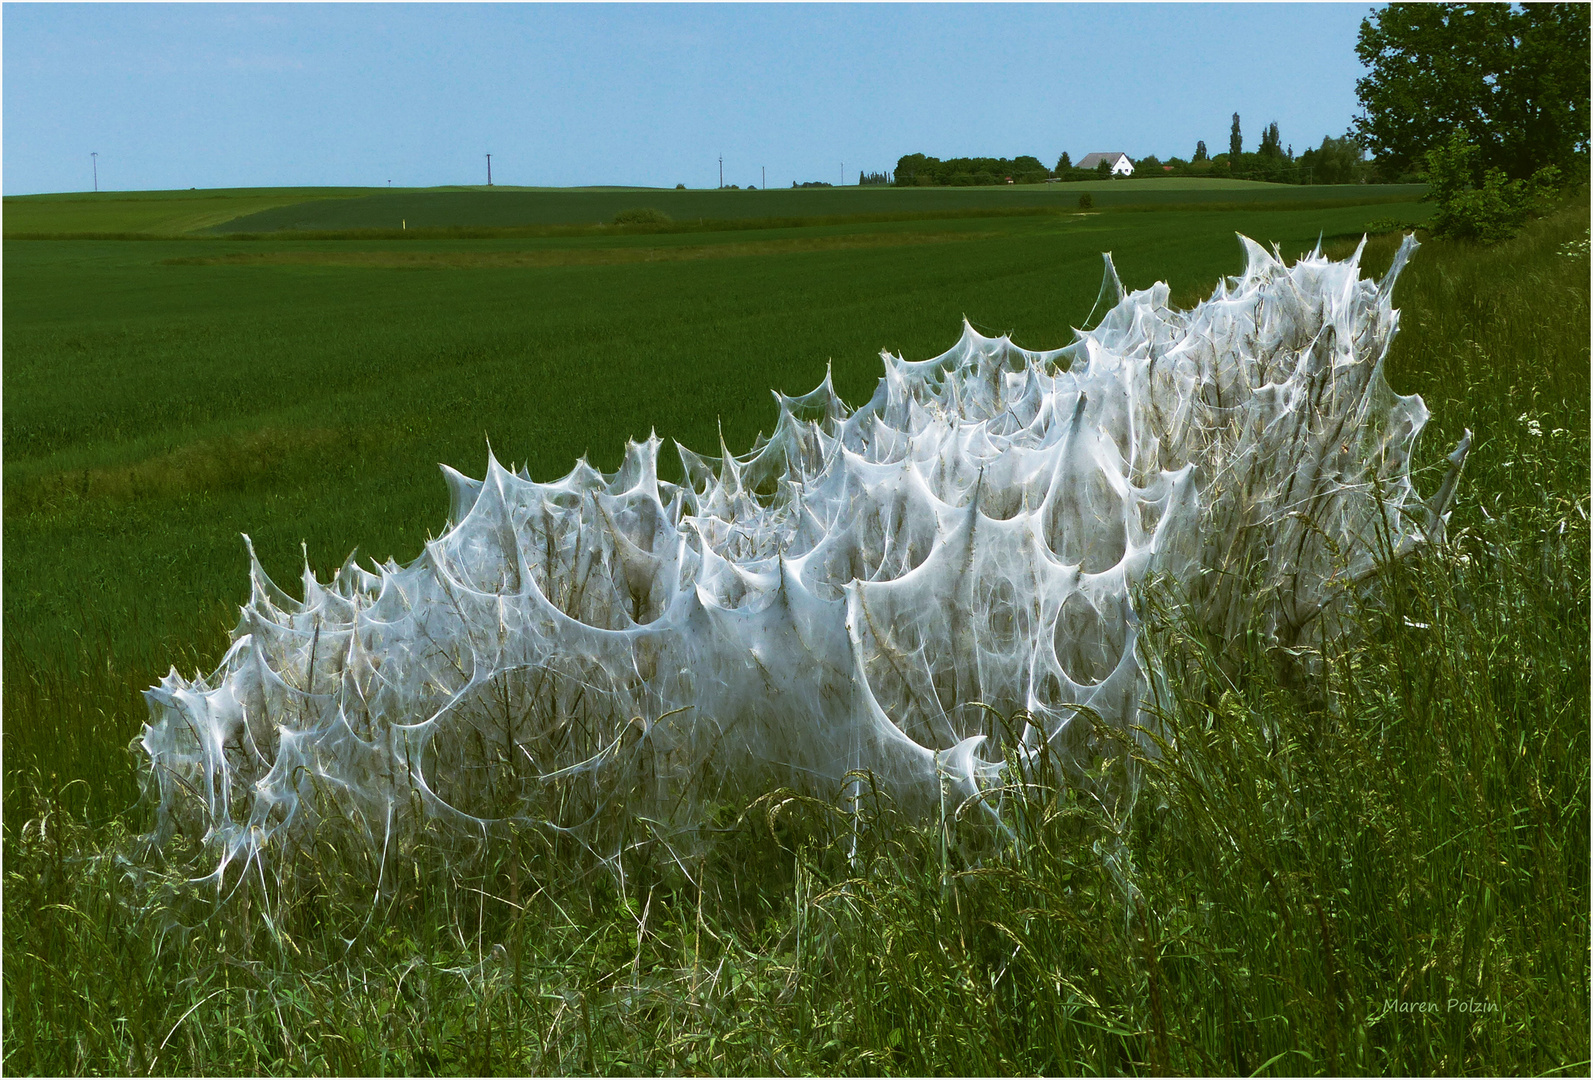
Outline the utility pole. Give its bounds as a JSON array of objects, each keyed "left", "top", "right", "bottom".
[
  {"left": 762, "top": 165, "right": 766, "bottom": 190},
  {"left": 91, "top": 152, "right": 98, "bottom": 192},
  {"left": 486, "top": 154, "right": 492, "bottom": 186},
  {"left": 719, "top": 156, "right": 723, "bottom": 189}
]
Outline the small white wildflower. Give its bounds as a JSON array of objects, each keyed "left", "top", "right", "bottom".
[{"left": 1518, "top": 413, "right": 1543, "bottom": 437}]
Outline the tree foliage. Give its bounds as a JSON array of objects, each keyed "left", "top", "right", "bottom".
[
  {"left": 1354, "top": 2, "right": 1590, "bottom": 181},
  {"left": 892, "top": 153, "right": 1050, "bottom": 186},
  {"left": 1259, "top": 121, "right": 1283, "bottom": 159},
  {"left": 1230, "top": 113, "right": 1243, "bottom": 159},
  {"left": 1298, "top": 134, "right": 1369, "bottom": 185},
  {"left": 1425, "top": 128, "right": 1564, "bottom": 241}
]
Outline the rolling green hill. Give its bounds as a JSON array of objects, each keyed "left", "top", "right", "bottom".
[
  {"left": 213, "top": 181, "right": 1428, "bottom": 233},
  {"left": 1, "top": 186, "right": 373, "bottom": 237},
  {"left": 3, "top": 180, "right": 1428, "bottom": 237}
]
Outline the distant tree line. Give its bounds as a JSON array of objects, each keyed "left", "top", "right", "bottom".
[
  {"left": 892, "top": 154, "right": 1051, "bottom": 186},
  {"left": 792, "top": 180, "right": 833, "bottom": 189},
  {"left": 893, "top": 120, "right": 1381, "bottom": 188},
  {"left": 1120, "top": 121, "right": 1378, "bottom": 185},
  {"left": 859, "top": 171, "right": 890, "bottom": 186}
]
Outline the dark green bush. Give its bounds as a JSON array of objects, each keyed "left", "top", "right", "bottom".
[{"left": 1425, "top": 129, "right": 1565, "bottom": 242}]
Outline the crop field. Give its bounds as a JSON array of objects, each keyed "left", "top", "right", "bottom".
[
  {"left": 5, "top": 179, "right": 1430, "bottom": 237},
  {"left": 1, "top": 187, "right": 377, "bottom": 238},
  {"left": 3, "top": 185, "right": 1586, "bottom": 1075},
  {"left": 6, "top": 193, "right": 1432, "bottom": 737},
  {"left": 212, "top": 182, "right": 1431, "bottom": 233}
]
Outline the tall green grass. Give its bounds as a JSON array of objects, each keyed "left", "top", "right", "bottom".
[{"left": 4, "top": 202, "right": 1586, "bottom": 1075}]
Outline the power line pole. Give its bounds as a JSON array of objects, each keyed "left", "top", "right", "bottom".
[
  {"left": 91, "top": 152, "right": 98, "bottom": 192},
  {"left": 486, "top": 154, "right": 492, "bottom": 186},
  {"left": 718, "top": 156, "right": 723, "bottom": 189},
  {"left": 762, "top": 165, "right": 766, "bottom": 190}
]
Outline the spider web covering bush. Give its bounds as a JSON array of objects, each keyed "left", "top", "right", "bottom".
[{"left": 139, "top": 234, "right": 1467, "bottom": 888}]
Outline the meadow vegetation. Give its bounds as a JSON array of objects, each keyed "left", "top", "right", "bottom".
[{"left": 3, "top": 186, "right": 1586, "bottom": 1075}]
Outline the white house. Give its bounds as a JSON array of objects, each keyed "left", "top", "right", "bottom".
[{"left": 1076, "top": 152, "right": 1134, "bottom": 177}]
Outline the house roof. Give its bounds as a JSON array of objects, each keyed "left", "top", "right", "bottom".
[{"left": 1077, "top": 152, "right": 1130, "bottom": 169}]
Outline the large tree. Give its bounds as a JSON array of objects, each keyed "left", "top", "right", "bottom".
[
  {"left": 1229, "top": 113, "right": 1243, "bottom": 159},
  {"left": 1354, "top": 3, "right": 1590, "bottom": 180}
]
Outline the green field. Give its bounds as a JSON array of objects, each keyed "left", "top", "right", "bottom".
[
  {"left": 1, "top": 187, "right": 377, "bottom": 237},
  {"left": 4, "top": 179, "right": 1429, "bottom": 237},
  {"left": 3, "top": 186, "right": 1585, "bottom": 1075},
  {"left": 5, "top": 197, "right": 1434, "bottom": 701},
  {"left": 212, "top": 181, "right": 1430, "bottom": 233}
]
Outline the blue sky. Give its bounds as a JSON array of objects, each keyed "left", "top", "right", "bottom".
[{"left": 4, "top": 3, "right": 1376, "bottom": 195}]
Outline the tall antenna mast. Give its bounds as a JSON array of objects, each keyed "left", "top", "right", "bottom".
[
  {"left": 91, "top": 152, "right": 98, "bottom": 192},
  {"left": 762, "top": 165, "right": 766, "bottom": 190},
  {"left": 719, "top": 155, "right": 723, "bottom": 189},
  {"left": 486, "top": 154, "right": 492, "bottom": 186}
]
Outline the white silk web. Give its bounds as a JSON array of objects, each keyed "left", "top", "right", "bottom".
[{"left": 140, "top": 234, "right": 1468, "bottom": 882}]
